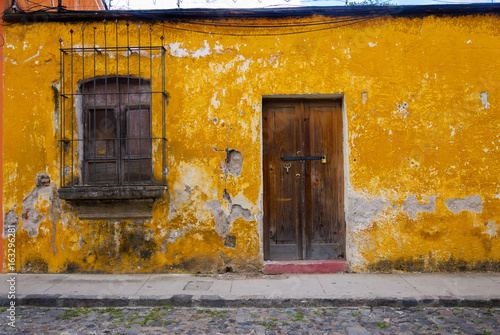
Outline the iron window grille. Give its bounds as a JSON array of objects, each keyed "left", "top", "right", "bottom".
[{"left": 59, "top": 21, "right": 167, "bottom": 187}]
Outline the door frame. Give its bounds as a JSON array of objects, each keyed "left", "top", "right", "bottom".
[{"left": 261, "top": 94, "right": 348, "bottom": 261}]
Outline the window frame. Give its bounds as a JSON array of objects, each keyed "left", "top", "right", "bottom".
[{"left": 81, "top": 77, "right": 153, "bottom": 186}]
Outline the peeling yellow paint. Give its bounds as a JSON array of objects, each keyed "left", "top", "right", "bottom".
[{"left": 2, "top": 13, "right": 500, "bottom": 273}]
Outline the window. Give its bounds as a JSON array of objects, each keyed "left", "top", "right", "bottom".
[
  {"left": 57, "top": 24, "right": 167, "bottom": 218},
  {"left": 82, "top": 77, "right": 152, "bottom": 185}
]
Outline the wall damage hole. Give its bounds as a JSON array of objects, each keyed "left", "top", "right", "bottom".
[
  {"left": 224, "top": 235, "right": 237, "bottom": 249},
  {"left": 224, "top": 149, "right": 243, "bottom": 178},
  {"left": 36, "top": 172, "right": 51, "bottom": 188}
]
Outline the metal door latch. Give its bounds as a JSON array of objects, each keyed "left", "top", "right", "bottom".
[{"left": 283, "top": 162, "right": 292, "bottom": 173}]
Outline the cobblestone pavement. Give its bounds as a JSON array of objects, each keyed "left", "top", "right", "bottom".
[{"left": 0, "top": 306, "right": 498, "bottom": 334}]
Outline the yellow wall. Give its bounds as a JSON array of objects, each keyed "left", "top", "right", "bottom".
[{"left": 2, "top": 13, "right": 500, "bottom": 273}]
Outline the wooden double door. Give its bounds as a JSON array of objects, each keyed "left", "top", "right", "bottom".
[{"left": 263, "top": 99, "right": 345, "bottom": 260}]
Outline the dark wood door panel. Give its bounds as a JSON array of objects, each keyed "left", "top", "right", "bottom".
[{"left": 263, "top": 99, "right": 344, "bottom": 261}]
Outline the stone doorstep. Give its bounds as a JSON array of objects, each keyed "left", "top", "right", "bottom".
[{"left": 263, "top": 260, "right": 349, "bottom": 274}]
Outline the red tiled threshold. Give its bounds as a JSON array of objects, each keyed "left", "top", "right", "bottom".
[{"left": 263, "top": 260, "right": 349, "bottom": 274}]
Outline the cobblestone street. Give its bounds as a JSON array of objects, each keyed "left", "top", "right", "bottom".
[{"left": 1, "top": 306, "right": 498, "bottom": 334}]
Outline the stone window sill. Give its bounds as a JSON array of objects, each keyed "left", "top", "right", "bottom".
[{"left": 58, "top": 186, "right": 167, "bottom": 220}]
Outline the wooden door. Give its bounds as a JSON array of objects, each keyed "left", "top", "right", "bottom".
[{"left": 263, "top": 99, "right": 344, "bottom": 260}]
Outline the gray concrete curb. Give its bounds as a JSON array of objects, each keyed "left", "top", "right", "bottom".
[{"left": 3, "top": 295, "right": 499, "bottom": 308}]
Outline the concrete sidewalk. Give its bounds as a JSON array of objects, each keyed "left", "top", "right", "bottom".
[{"left": 1, "top": 272, "right": 499, "bottom": 308}]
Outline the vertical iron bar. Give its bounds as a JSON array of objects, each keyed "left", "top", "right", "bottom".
[
  {"left": 161, "top": 36, "right": 166, "bottom": 185},
  {"left": 126, "top": 22, "right": 131, "bottom": 184},
  {"left": 93, "top": 27, "right": 97, "bottom": 185},
  {"left": 138, "top": 24, "right": 142, "bottom": 184},
  {"left": 62, "top": 40, "right": 66, "bottom": 187},
  {"left": 104, "top": 20, "right": 108, "bottom": 184},
  {"left": 149, "top": 26, "right": 153, "bottom": 184},
  {"left": 70, "top": 30, "right": 74, "bottom": 187},
  {"left": 81, "top": 26, "right": 86, "bottom": 185},
  {"left": 115, "top": 20, "right": 120, "bottom": 186},
  {"left": 59, "top": 38, "right": 64, "bottom": 187}
]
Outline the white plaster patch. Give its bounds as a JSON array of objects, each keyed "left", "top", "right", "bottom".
[
  {"left": 402, "top": 194, "right": 438, "bottom": 219},
  {"left": 361, "top": 92, "right": 368, "bottom": 105},
  {"left": 169, "top": 42, "right": 190, "bottom": 57},
  {"left": 211, "top": 92, "right": 220, "bottom": 109},
  {"left": 444, "top": 194, "right": 483, "bottom": 214},
  {"left": 192, "top": 41, "right": 211, "bottom": 58},
  {"left": 479, "top": 92, "right": 490, "bottom": 110},
  {"left": 238, "top": 58, "right": 253, "bottom": 73},
  {"left": 368, "top": 42, "right": 377, "bottom": 47},
  {"left": 23, "top": 46, "right": 43, "bottom": 64},
  {"left": 467, "top": 40, "right": 472, "bottom": 44},
  {"left": 169, "top": 41, "right": 212, "bottom": 58},
  {"left": 6, "top": 44, "right": 15, "bottom": 49}
]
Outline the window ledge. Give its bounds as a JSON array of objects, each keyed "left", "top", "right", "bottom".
[
  {"left": 58, "top": 185, "right": 167, "bottom": 201},
  {"left": 58, "top": 186, "right": 167, "bottom": 220}
]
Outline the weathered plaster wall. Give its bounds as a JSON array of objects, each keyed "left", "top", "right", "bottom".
[{"left": 2, "top": 13, "right": 500, "bottom": 273}]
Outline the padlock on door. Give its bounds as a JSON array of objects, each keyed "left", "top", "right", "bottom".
[{"left": 321, "top": 155, "right": 327, "bottom": 164}]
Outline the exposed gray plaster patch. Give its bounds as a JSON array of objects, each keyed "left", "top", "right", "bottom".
[
  {"left": 22, "top": 175, "right": 50, "bottom": 237},
  {"left": 206, "top": 200, "right": 230, "bottom": 238},
  {"left": 205, "top": 200, "right": 254, "bottom": 240},
  {"left": 347, "top": 196, "right": 388, "bottom": 230},
  {"left": 3, "top": 209, "right": 19, "bottom": 237},
  {"left": 21, "top": 173, "right": 63, "bottom": 240},
  {"left": 225, "top": 149, "right": 243, "bottom": 178},
  {"left": 223, "top": 189, "right": 232, "bottom": 205},
  {"left": 255, "top": 212, "right": 263, "bottom": 225},
  {"left": 169, "top": 203, "right": 178, "bottom": 214},
  {"left": 220, "top": 250, "right": 235, "bottom": 268},
  {"left": 162, "top": 227, "right": 188, "bottom": 252},
  {"left": 50, "top": 186, "right": 63, "bottom": 255},
  {"left": 184, "top": 185, "right": 192, "bottom": 196},
  {"left": 479, "top": 92, "right": 490, "bottom": 109},
  {"left": 444, "top": 194, "right": 482, "bottom": 214},
  {"left": 402, "top": 194, "right": 438, "bottom": 219},
  {"left": 228, "top": 204, "right": 254, "bottom": 223},
  {"left": 484, "top": 220, "right": 498, "bottom": 238}
]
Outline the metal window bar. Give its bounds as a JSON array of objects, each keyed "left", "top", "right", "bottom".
[
  {"left": 59, "top": 20, "right": 168, "bottom": 188},
  {"left": 126, "top": 22, "right": 131, "bottom": 184}
]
